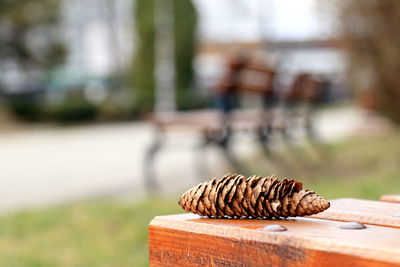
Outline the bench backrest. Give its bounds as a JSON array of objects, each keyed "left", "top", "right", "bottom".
[
  {"left": 285, "top": 73, "right": 327, "bottom": 104},
  {"left": 216, "top": 56, "right": 277, "bottom": 113}
]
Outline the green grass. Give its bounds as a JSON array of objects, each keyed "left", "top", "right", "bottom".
[
  {"left": 0, "top": 133, "right": 400, "bottom": 266},
  {"left": 0, "top": 198, "right": 182, "bottom": 267},
  {"left": 248, "top": 133, "right": 400, "bottom": 200}
]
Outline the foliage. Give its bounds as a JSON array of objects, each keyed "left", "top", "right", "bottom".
[
  {"left": 328, "top": 0, "right": 400, "bottom": 123},
  {"left": 132, "top": 0, "right": 199, "bottom": 112},
  {"left": 132, "top": 0, "right": 155, "bottom": 112},
  {"left": 174, "top": 0, "right": 198, "bottom": 109},
  {"left": 0, "top": 0, "right": 67, "bottom": 121},
  {"left": 46, "top": 94, "right": 98, "bottom": 122},
  {"left": 0, "top": 0, "right": 66, "bottom": 72},
  {"left": 97, "top": 89, "right": 137, "bottom": 121},
  {"left": 6, "top": 91, "right": 43, "bottom": 121}
]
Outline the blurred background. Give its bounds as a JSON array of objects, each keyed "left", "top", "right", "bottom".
[{"left": 0, "top": 0, "right": 399, "bottom": 266}]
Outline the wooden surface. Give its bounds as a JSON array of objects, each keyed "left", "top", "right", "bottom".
[
  {"left": 149, "top": 198, "right": 400, "bottom": 266},
  {"left": 380, "top": 195, "right": 400, "bottom": 204},
  {"left": 311, "top": 198, "right": 400, "bottom": 228}
]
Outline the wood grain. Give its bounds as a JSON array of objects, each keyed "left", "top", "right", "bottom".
[
  {"left": 312, "top": 198, "right": 400, "bottom": 228},
  {"left": 380, "top": 195, "right": 400, "bottom": 204},
  {"left": 149, "top": 213, "right": 400, "bottom": 266}
]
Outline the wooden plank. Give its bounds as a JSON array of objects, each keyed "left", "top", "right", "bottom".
[
  {"left": 381, "top": 195, "right": 400, "bottom": 204},
  {"left": 311, "top": 198, "right": 400, "bottom": 228},
  {"left": 149, "top": 214, "right": 400, "bottom": 266}
]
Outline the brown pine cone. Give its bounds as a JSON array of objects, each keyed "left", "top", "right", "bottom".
[{"left": 179, "top": 174, "right": 330, "bottom": 218}]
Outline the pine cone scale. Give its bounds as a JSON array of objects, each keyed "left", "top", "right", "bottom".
[{"left": 192, "top": 183, "right": 207, "bottom": 213}]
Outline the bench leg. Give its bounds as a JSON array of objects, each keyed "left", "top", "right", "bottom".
[
  {"left": 304, "top": 104, "right": 318, "bottom": 142},
  {"left": 281, "top": 105, "right": 298, "bottom": 144},
  {"left": 194, "top": 139, "right": 210, "bottom": 182},
  {"left": 257, "top": 125, "right": 272, "bottom": 157},
  {"left": 144, "top": 130, "right": 164, "bottom": 193},
  {"left": 220, "top": 143, "right": 246, "bottom": 175},
  {"left": 209, "top": 129, "right": 247, "bottom": 175}
]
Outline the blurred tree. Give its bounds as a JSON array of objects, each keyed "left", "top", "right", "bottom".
[
  {"left": 0, "top": 0, "right": 66, "bottom": 75},
  {"left": 174, "top": 0, "right": 202, "bottom": 110},
  {"left": 0, "top": 0, "right": 66, "bottom": 120},
  {"left": 132, "top": 0, "right": 199, "bottom": 112},
  {"left": 331, "top": 0, "right": 400, "bottom": 123},
  {"left": 132, "top": 0, "right": 155, "bottom": 112}
]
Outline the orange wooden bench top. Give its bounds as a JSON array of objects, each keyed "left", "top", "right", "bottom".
[
  {"left": 380, "top": 195, "right": 400, "bottom": 204},
  {"left": 312, "top": 198, "right": 400, "bottom": 228},
  {"left": 149, "top": 198, "right": 400, "bottom": 266}
]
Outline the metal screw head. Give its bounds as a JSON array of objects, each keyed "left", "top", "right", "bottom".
[
  {"left": 261, "top": 224, "right": 287, "bottom": 232},
  {"left": 339, "top": 222, "right": 366, "bottom": 230}
]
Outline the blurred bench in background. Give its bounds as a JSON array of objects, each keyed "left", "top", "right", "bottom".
[
  {"left": 149, "top": 198, "right": 400, "bottom": 266},
  {"left": 144, "top": 56, "right": 277, "bottom": 192},
  {"left": 144, "top": 55, "right": 329, "bottom": 192}
]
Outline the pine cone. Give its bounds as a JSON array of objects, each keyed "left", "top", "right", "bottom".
[{"left": 179, "top": 174, "right": 330, "bottom": 218}]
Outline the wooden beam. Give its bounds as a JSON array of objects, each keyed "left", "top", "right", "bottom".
[
  {"left": 380, "top": 195, "right": 400, "bottom": 204},
  {"left": 149, "top": 213, "right": 400, "bottom": 266},
  {"left": 311, "top": 198, "right": 400, "bottom": 228}
]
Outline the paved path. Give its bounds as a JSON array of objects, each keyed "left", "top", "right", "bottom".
[{"left": 0, "top": 107, "right": 365, "bottom": 213}]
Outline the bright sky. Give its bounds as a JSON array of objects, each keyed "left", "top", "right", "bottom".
[{"left": 194, "top": 0, "right": 332, "bottom": 41}]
